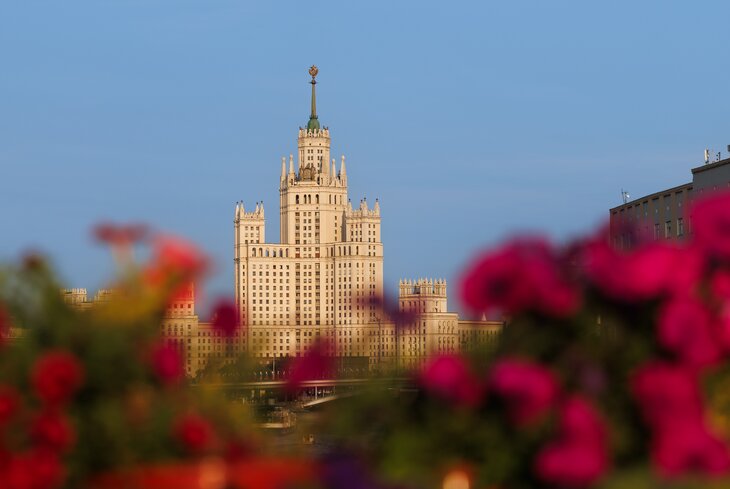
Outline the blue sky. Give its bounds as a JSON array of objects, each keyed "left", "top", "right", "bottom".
[{"left": 1, "top": 1, "right": 729, "bottom": 315}]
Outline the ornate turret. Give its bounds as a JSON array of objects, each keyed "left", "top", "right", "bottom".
[{"left": 306, "top": 65, "right": 320, "bottom": 131}]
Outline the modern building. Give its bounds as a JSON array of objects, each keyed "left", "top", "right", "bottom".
[{"left": 609, "top": 155, "right": 730, "bottom": 249}]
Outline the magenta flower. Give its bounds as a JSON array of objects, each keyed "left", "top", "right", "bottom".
[
  {"left": 657, "top": 297, "right": 722, "bottom": 369},
  {"left": 631, "top": 362, "right": 703, "bottom": 430},
  {"left": 652, "top": 419, "right": 730, "bottom": 477},
  {"left": 419, "top": 354, "right": 484, "bottom": 408},
  {"left": 285, "top": 341, "right": 334, "bottom": 393},
  {"left": 151, "top": 342, "right": 185, "bottom": 386},
  {"left": 461, "top": 238, "right": 579, "bottom": 318},
  {"left": 211, "top": 298, "right": 240, "bottom": 337},
  {"left": 583, "top": 240, "right": 692, "bottom": 302},
  {"left": 534, "top": 396, "right": 609, "bottom": 488},
  {"left": 690, "top": 192, "right": 730, "bottom": 260},
  {"left": 490, "top": 358, "right": 559, "bottom": 426}
]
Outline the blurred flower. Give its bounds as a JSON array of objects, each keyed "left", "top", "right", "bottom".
[
  {"left": 558, "top": 396, "right": 607, "bottom": 445},
  {"left": 150, "top": 343, "right": 185, "bottom": 386},
  {"left": 490, "top": 358, "right": 559, "bottom": 426},
  {"left": 285, "top": 341, "right": 334, "bottom": 393},
  {"left": 149, "top": 235, "right": 208, "bottom": 280},
  {"left": 657, "top": 297, "right": 721, "bottom": 369},
  {"left": 1, "top": 449, "right": 65, "bottom": 489},
  {"left": 0, "top": 386, "right": 19, "bottom": 428},
  {"left": 534, "top": 396, "right": 609, "bottom": 488},
  {"left": 583, "top": 240, "right": 693, "bottom": 302},
  {"left": 460, "top": 238, "right": 579, "bottom": 318},
  {"left": 31, "top": 410, "right": 76, "bottom": 453},
  {"left": 31, "top": 351, "right": 84, "bottom": 407},
  {"left": 93, "top": 222, "right": 148, "bottom": 246},
  {"left": 711, "top": 269, "right": 730, "bottom": 302},
  {"left": 632, "top": 362, "right": 703, "bottom": 430},
  {"left": 211, "top": 299, "right": 240, "bottom": 337},
  {"left": 535, "top": 437, "right": 608, "bottom": 488},
  {"left": 652, "top": 419, "right": 730, "bottom": 477},
  {"left": 690, "top": 192, "right": 730, "bottom": 260},
  {"left": 173, "top": 413, "right": 214, "bottom": 454},
  {"left": 419, "top": 354, "right": 484, "bottom": 408}
]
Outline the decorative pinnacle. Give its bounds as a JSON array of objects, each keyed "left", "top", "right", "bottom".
[{"left": 306, "top": 65, "right": 320, "bottom": 129}]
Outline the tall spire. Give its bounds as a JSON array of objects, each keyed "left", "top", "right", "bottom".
[{"left": 306, "top": 65, "right": 321, "bottom": 130}]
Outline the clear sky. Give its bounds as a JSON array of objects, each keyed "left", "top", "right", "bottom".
[{"left": 1, "top": 1, "right": 729, "bottom": 316}]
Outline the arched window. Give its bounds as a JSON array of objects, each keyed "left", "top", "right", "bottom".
[
  {"left": 252, "top": 248, "right": 256, "bottom": 257},
  {"left": 316, "top": 194, "right": 320, "bottom": 204},
  {"left": 295, "top": 195, "right": 300, "bottom": 204},
  {"left": 356, "top": 246, "right": 359, "bottom": 255}
]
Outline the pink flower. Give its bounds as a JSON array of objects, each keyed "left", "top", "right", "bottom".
[
  {"left": 652, "top": 419, "right": 730, "bottom": 477},
  {"left": 534, "top": 396, "right": 609, "bottom": 488},
  {"left": 31, "top": 351, "right": 85, "bottom": 407},
  {"left": 173, "top": 414, "right": 214, "bottom": 454},
  {"left": 30, "top": 410, "right": 76, "bottom": 453},
  {"left": 211, "top": 299, "right": 240, "bottom": 337},
  {"left": 690, "top": 192, "right": 730, "bottom": 259},
  {"left": 490, "top": 358, "right": 559, "bottom": 426},
  {"left": 461, "top": 238, "right": 579, "bottom": 318},
  {"left": 285, "top": 341, "right": 334, "bottom": 393},
  {"left": 711, "top": 269, "right": 730, "bottom": 302},
  {"left": 419, "top": 354, "right": 484, "bottom": 408},
  {"left": 0, "top": 386, "right": 19, "bottom": 428},
  {"left": 151, "top": 342, "right": 185, "bottom": 386},
  {"left": 583, "top": 240, "right": 693, "bottom": 302},
  {"left": 535, "top": 438, "right": 608, "bottom": 488},
  {"left": 657, "top": 297, "right": 721, "bottom": 369},
  {"left": 631, "top": 362, "right": 703, "bottom": 430},
  {"left": 152, "top": 235, "right": 208, "bottom": 279}
]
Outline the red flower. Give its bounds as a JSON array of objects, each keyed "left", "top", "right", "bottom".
[
  {"left": 632, "top": 362, "right": 703, "bottom": 430},
  {"left": 30, "top": 410, "right": 76, "bottom": 453},
  {"left": 490, "top": 358, "right": 559, "bottom": 426},
  {"left": 151, "top": 342, "right": 185, "bottom": 386},
  {"left": 284, "top": 341, "right": 334, "bottom": 393},
  {"left": 0, "top": 386, "right": 19, "bottom": 428},
  {"left": 1, "top": 449, "right": 65, "bottom": 489},
  {"left": 534, "top": 396, "right": 609, "bottom": 488},
  {"left": 31, "top": 351, "right": 84, "bottom": 407},
  {"left": 173, "top": 414, "right": 214, "bottom": 454},
  {"left": 461, "top": 238, "right": 579, "bottom": 318},
  {"left": 690, "top": 192, "right": 730, "bottom": 260},
  {"left": 149, "top": 235, "right": 208, "bottom": 281},
  {"left": 211, "top": 299, "right": 240, "bottom": 337},
  {"left": 652, "top": 419, "right": 730, "bottom": 477},
  {"left": 657, "top": 297, "right": 722, "bottom": 369},
  {"left": 93, "top": 222, "right": 148, "bottom": 246},
  {"left": 420, "top": 354, "right": 484, "bottom": 408},
  {"left": 583, "top": 240, "right": 693, "bottom": 302}
]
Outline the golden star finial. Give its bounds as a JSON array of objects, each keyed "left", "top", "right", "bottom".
[{"left": 309, "top": 65, "right": 319, "bottom": 80}]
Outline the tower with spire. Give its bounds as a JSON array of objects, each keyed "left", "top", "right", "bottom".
[{"left": 234, "top": 66, "right": 385, "bottom": 365}]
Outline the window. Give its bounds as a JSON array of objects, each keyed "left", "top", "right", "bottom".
[
  {"left": 654, "top": 223, "right": 660, "bottom": 240},
  {"left": 664, "top": 221, "right": 671, "bottom": 239},
  {"left": 677, "top": 217, "right": 684, "bottom": 237}
]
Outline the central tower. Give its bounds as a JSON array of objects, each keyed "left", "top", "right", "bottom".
[{"left": 234, "top": 67, "right": 385, "bottom": 365}]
